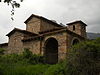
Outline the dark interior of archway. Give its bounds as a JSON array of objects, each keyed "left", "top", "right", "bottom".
[
  {"left": 72, "top": 39, "right": 79, "bottom": 45},
  {"left": 45, "top": 38, "right": 58, "bottom": 64}
]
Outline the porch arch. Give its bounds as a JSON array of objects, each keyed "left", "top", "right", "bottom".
[{"left": 44, "top": 37, "right": 58, "bottom": 64}]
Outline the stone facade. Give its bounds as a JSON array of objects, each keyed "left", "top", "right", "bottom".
[
  {"left": 26, "top": 17, "right": 41, "bottom": 34},
  {"left": 67, "top": 21, "right": 87, "bottom": 38},
  {"left": 25, "top": 14, "right": 62, "bottom": 34},
  {"left": 7, "top": 31, "right": 24, "bottom": 54},
  {"left": 0, "top": 14, "right": 87, "bottom": 64},
  {"left": 23, "top": 40, "right": 41, "bottom": 55}
]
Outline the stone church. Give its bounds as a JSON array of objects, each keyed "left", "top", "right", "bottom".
[{"left": 0, "top": 14, "right": 87, "bottom": 64}]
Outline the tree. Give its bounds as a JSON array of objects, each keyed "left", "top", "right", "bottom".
[
  {"left": 0, "top": 0, "right": 24, "bottom": 20},
  {"left": 1, "top": 0, "right": 23, "bottom": 7},
  {"left": 65, "top": 38, "right": 100, "bottom": 75}
]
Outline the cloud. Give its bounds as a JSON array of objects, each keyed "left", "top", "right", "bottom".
[{"left": 0, "top": 0, "right": 100, "bottom": 43}]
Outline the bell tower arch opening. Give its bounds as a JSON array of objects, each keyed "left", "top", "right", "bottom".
[
  {"left": 72, "top": 38, "right": 80, "bottom": 45},
  {"left": 44, "top": 38, "right": 58, "bottom": 64}
]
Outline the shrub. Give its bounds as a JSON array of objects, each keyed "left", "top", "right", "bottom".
[
  {"left": 44, "top": 64, "right": 63, "bottom": 75},
  {"left": 22, "top": 48, "right": 33, "bottom": 59},
  {"left": 0, "top": 38, "right": 99, "bottom": 75},
  {"left": 22, "top": 48, "right": 45, "bottom": 64},
  {"left": 44, "top": 60, "right": 67, "bottom": 75},
  {"left": 0, "top": 66, "right": 3, "bottom": 75},
  {"left": 0, "top": 49, "right": 47, "bottom": 75},
  {"left": 65, "top": 38, "right": 100, "bottom": 75},
  {"left": 0, "top": 48, "right": 5, "bottom": 55},
  {"left": 2, "top": 64, "right": 50, "bottom": 75}
]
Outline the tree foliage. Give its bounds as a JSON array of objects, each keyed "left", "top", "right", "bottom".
[
  {"left": 0, "top": 0, "right": 24, "bottom": 20},
  {"left": 65, "top": 38, "right": 100, "bottom": 75},
  {"left": 0, "top": 38, "right": 100, "bottom": 75}
]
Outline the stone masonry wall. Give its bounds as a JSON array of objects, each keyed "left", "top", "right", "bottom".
[
  {"left": 40, "top": 30, "right": 85, "bottom": 61},
  {"left": 67, "top": 23, "right": 86, "bottom": 38},
  {"left": 66, "top": 32, "right": 85, "bottom": 50},
  {"left": 23, "top": 40, "right": 41, "bottom": 54},
  {"left": 41, "top": 31, "right": 67, "bottom": 61},
  {"left": 26, "top": 16, "right": 61, "bottom": 34},
  {"left": 40, "top": 20, "right": 59, "bottom": 32},
  {"left": 7, "top": 32, "right": 24, "bottom": 54},
  {"left": 26, "top": 17, "right": 41, "bottom": 34}
]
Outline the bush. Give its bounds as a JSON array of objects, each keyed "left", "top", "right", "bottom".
[
  {"left": 0, "top": 38, "right": 99, "bottom": 75},
  {"left": 0, "top": 49, "right": 47, "bottom": 75},
  {"left": 44, "top": 63, "right": 65, "bottom": 75},
  {"left": 2, "top": 64, "right": 50, "bottom": 75},
  {"left": 0, "top": 66, "right": 3, "bottom": 75},
  {"left": 22, "top": 48, "right": 33, "bottom": 59},
  {"left": 0, "top": 48, "right": 5, "bottom": 55},
  {"left": 22, "top": 48, "right": 45, "bottom": 64},
  {"left": 65, "top": 38, "right": 100, "bottom": 75}
]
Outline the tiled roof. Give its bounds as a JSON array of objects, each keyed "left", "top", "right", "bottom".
[
  {"left": 39, "top": 27, "right": 67, "bottom": 34},
  {"left": 67, "top": 20, "right": 87, "bottom": 26},
  {"left": 23, "top": 27, "right": 85, "bottom": 42},
  {"left": 24, "top": 14, "right": 63, "bottom": 27},
  {"left": 6, "top": 28, "right": 38, "bottom": 37}
]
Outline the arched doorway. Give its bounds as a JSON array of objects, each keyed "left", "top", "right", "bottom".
[
  {"left": 44, "top": 38, "right": 58, "bottom": 64},
  {"left": 72, "top": 38, "right": 80, "bottom": 45}
]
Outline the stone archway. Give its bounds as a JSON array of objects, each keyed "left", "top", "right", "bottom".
[
  {"left": 72, "top": 38, "right": 80, "bottom": 45},
  {"left": 44, "top": 38, "right": 58, "bottom": 64}
]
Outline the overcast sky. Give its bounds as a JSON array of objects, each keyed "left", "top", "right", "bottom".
[{"left": 0, "top": 0, "right": 100, "bottom": 43}]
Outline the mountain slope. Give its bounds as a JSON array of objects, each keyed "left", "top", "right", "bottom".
[{"left": 87, "top": 32, "right": 100, "bottom": 39}]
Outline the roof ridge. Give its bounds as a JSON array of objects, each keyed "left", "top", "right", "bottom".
[
  {"left": 6, "top": 28, "right": 38, "bottom": 36},
  {"left": 67, "top": 20, "right": 87, "bottom": 26},
  {"left": 24, "top": 14, "right": 63, "bottom": 27}
]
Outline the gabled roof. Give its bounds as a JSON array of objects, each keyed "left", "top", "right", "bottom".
[
  {"left": 6, "top": 28, "right": 38, "bottom": 37},
  {"left": 23, "top": 27, "right": 85, "bottom": 42},
  {"left": 24, "top": 14, "right": 63, "bottom": 27},
  {"left": 67, "top": 20, "right": 87, "bottom": 26},
  {"left": 39, "top": 27, "right": 67, "bottom": 34},
  {"left": 22, "top": 27, "right": 67, "bottom": 42}
]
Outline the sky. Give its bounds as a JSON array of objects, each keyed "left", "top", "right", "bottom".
[{"left": 0, "top": 0, "right": 100, "bottom": 43}]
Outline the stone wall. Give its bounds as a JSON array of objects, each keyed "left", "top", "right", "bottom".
[
  {"left": 40, "top": 30, "right": 85, "bottom": 61},
  {"left": 66, "top": 31, "right": 85, "bottom": 50},
  {"left": 23, "top": 40, "right": 41, "bottom": 54},
  {"left": 41, "top": 31, "right": 67, "bottom": 61},
  {"left": 40, "top": 20, "right": 59, "bottom": 32},
  {"left": 67, "top": 23, "right": 86, "bottom": 38},
  {"left": 26, "top": 17, "right": 41, "bottom": 34},
  {"left": 25, "top": 16, "right": 61, "bottom": 34},
  {"left": 7, "top": 32, "right": 24, "bottom": 54}
]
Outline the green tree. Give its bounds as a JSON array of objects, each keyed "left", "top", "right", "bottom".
[
  {"left": 1, "top": 0, "right": 23, "bottom": 7},
  {"left": 65, "top": 38, "right": 100, "bottom": 75},
  {"left": 0, "top": 0, "right": 24, "bottom": 20}
]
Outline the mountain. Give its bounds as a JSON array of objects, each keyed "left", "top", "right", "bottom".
[{"left": 87, "top": 32, "right": 100, "bottom": 39}]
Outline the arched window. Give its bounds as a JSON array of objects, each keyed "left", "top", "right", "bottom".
[{"left": 72, "top": 38, "right": 79, "bottom": 45}]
